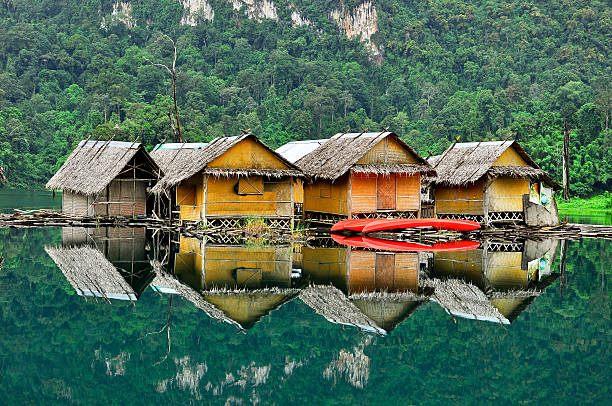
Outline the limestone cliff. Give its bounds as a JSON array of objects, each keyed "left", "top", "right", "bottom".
[
  {"left": 180, "top": 0, "right": 215, "bottom": 25},
  {"left": 330, "top": 1, "right": 380, "bottom": 59},
  {"left": 231, "top": 0, "right": 278, "bottom": 21},
  {"left": 101, "top": 1, "right": 137, "bottom": 29}
]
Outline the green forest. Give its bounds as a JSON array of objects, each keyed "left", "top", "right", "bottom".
[{"left": 0, "top": 0, "right": 610, "bottom": 197}]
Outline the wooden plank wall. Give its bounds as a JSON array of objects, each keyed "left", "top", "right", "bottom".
[
  {"left": 487, "top": 177, "right": 529, "bottom": 212},
  {"left": 205, "top": 176, "right": 292, "bottom": 217},
  {"left": 208, "top": 137, "right": 289, "bottom": 170},
  {"left": 303, "top": 175, "right": 349, "bottom": 216},
  {"left": 350, "top": 173, "right": 420, "bottom": 214},
  {"left": 435, "top": 181, "right": 485, "bottom": 215},
  {"left": 356, "top": 137, "right": 418, "bottom": 165}
]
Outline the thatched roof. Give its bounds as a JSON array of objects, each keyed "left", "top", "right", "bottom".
[
  {"left": 428, "top": 140, "right": 561, "bottom": 188},
  {"left": 425, "top": 278, "right": 510, "bottom": 324},
  {"left": 295, "top": 132, "right": 434, "bottom": 181},
  {"left": 45, "top": 246, "right": 138, "bottom": 301},
  {"left": 276, "top": 139, "right": 328, "bottom": 163},
  {"left": 46, "top": 140, "right": 159, "bottom": 195},
  {"left": 299, "top": 285, "right": 386, "bottom": 334},
  {"left": 150, "top": 134, "right": 303, "bottom": 193}
]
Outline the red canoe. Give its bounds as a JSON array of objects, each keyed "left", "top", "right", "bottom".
[
  {"left": 333, "top": 235, "right": 480, "bottom": 252},
  {"left": 330, "top": 218, "right": 380, "bottom": 232},
  {"left": 360, "top": 218, "right": 480, "bottom": 233}
]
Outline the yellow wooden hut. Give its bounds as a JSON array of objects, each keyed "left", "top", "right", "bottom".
[
  {"left": 428, "top": 140, "right": 561, "bottom": 225},
  {"left": 172, "top": 236, "right": 299, "bottom": 329},
  {"left": 46, "top": 141, "right": 163, "bottom": 217},
  {"left": 288, "top": 132, "right": 435, "bottom": 222},
  {"left": 151, "top": 134, "right": 304, "bottom": 228}
]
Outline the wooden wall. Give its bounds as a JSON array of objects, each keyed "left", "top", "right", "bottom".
[
  {"left": 484, "top": 252, "right": 527, "bottom": 290},
  {"left": 208, "top": 137, "right": 290, "bottom": 170},
  {"left": 206, "top": 176, "right": 292, "bottom": 217},
  {"left": 176, "top": 176, "right": 204, "bottom": 221},
  {"left": 435, "top": 180, "right": 485, "bottom": 215},
  {"left": 62, "top": 191, "right": 94, "bottom": 216},
  {"left": 492, "top": 147, "right": 529, "bottom": 166},
  {"left": 303, "top": 175, "right": 349, "bottom": 216},
  {"left": 487, "top": 177, "right": 529, "bottom": 212},
  {"left": 356, "top": 137, "right": 419, "bottom": 165},
  {"left": 350, "top": 173, "right": 420, "bottom": 214}
]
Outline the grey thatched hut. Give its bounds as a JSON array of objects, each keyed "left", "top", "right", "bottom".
[
  {"left": 46, "top": 140, "right": 162, "bottom": 217},
  {"left": 428, "top": 140, "right": 561, "bottom": 225},
  {"left": 290, "top": 132, "right": 435, "bottom": 222},
  {"left": 150, "top": 134, "right": 304, "bottom": 228}
]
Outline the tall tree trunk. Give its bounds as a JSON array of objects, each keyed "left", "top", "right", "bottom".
[{"left": 562, "top": 120, "right": 570, "bottom": 200}]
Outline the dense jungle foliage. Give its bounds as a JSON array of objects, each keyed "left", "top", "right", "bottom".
[{"left": 0, "top": 0, "right": 610, "bottom": 196}]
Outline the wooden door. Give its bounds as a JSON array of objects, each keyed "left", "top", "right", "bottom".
[{"left": 377, "top": 174, "right": 396, "bottom": 210}]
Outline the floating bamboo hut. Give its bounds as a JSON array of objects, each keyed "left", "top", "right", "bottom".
[
  {"left": 151, "top": 134, "right": 304, "bottom": 228},
  {"left": 428, "top": 140, "right": 561, "bottom": 225},
  {"left": 46, "top": 140, "right": 163, "bottom": 217},
  {"left": 289, "top": 132, "right": 435, "bottom": 222}
]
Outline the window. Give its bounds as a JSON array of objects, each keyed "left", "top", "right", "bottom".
[{"left": 237, "top": 176, "right": 264, "bottom": 195}]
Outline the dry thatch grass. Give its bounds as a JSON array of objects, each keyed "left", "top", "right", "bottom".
[
  {"left": 295, "top": 132, "right": 434, "bottom": 181},
  {"left": 429, "top": 140, "right": 561, "bottom": 188},
  {"left": 150, "top": 134, "right": 303, "bottom": 194},
  {"left": 46, "top": 140, "right": 153, "bottom": 195}
]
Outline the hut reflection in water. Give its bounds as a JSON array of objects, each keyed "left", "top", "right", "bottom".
[{"left": 45, "top": 228, "right": 562, "bottom": 332}]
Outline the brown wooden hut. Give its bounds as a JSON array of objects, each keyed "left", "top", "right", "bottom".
[
  {"left": 46, "top": 140, "right": 162, "bottom": 217},
  {"left": 428, "top": 140, "right": 561, "bottom": 225},
  {"left": 293, "top": 132, "right": 435, "bottom": 222},
  {"left": 151, "top": 134, "right": 304, "bottom": 228}
]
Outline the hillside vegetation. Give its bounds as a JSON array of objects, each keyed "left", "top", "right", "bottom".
[{"left": 0, "top": 0, "right": 610, "bottom": 196}]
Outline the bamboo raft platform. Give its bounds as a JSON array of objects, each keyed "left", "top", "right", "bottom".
[{"left": 0, "top": 209, "right": 610, "bottom": 240}]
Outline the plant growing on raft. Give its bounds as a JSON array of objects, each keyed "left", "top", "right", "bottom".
[{"left": 243, "top": 216, "right": 269, "bottom": 235}]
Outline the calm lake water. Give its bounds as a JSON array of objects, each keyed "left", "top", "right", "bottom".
[{"left": 0, "top": 193, "right": 609, "bottom": 405}]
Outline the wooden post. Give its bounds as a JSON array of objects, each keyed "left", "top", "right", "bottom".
[
  {"left": 202, "top": 174, "right": 208, "bottom": 225},
  {"left": 562, "top": 120, "right": 570, "bottom": 200},
  {"left": 559, "top": 239, "right": 568, "bottom": 296}
]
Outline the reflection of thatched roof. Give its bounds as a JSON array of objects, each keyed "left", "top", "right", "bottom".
[
  {"left": 150, "top": 270, "right": 244, "bottom": 330},
  {"left": 425, "top": 278, "right": 510, "bottom": 324},
  {"left": 150, "top": 134, "right": 303, "bottom": 193},
  {"left": 428, "top": 140, "right": 561, "bottom": 188},
  {"left": 202, "top": 287, "right": 299, "bottom": 329},
  {"left": 299, "top": 285, "right": 386, "bottom": 334},
  {"left": 46, "top": 141, "right": 158, "bottom": 195},
  {"left": 489, "top": 273, "right": 560, "bottom": 323},
  {"left": 45, "top": 246, "right": 137, "bottom": 301},
  {"left": 295, "top": 132, "right": 434, "bottom": 181},
  {"left": 351, "top": 298, "right": 425, "bottom": 332},
  {"left": 276, "top": 139, "right": 328, "bottom": 163}
]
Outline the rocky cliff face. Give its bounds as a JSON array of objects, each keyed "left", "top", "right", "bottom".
[
  {"left": 231, "top": 0, "right": 278, "bottom": 21},
  {"left": 101, "top": 1, "right": 137, "bottom": 29},
  {"left": 180, "top": 0, "right": 215, "bottom": 25},
  {"left": 330, "top": 1, "right": 380, "bottom": 59},
  {"left": 100, "top": 1, "right": 381, "bottom": 59}
]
